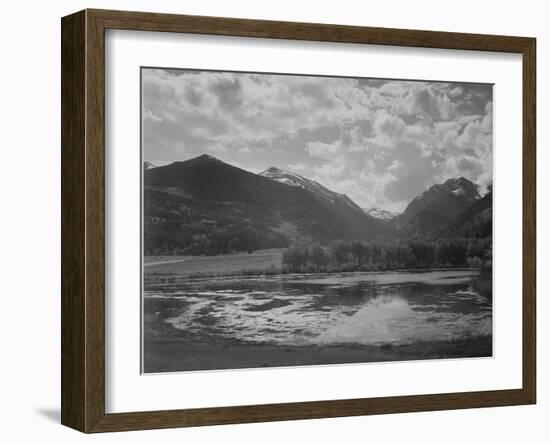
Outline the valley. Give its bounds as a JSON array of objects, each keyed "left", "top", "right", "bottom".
[
  {"left": 142, "top": 154, "right": 493, "bottom": 372},
  {"left": 144, "top": 154, "right": 492, "bottom": 258}
]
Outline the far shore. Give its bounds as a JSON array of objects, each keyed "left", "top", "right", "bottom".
[
  {"left": 144, "top": 249, "right": 480, "bottom": 280},
  {"left": 144, "top": 248, "right": 284, "bottom": 278}
]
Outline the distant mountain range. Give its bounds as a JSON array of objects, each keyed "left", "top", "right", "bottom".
[
  {"left": 143, "top": 155, "right": 392, "bottom": 255},
  {"left": 143, "top": 155, "right": 492, "bottom": 255},
  {"left": 363, "top": 207, "right": 399, "bottom": 220}
]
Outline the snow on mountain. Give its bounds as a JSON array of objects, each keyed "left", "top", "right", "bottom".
[
  {"left": 363, "top": 207, "right": 399, "bottom": 220},
  {"left": 144, "top": 160, "right": 176, "bottom": 169},
  {"left": 452, "top": 188, "right": 466, "bottom": 197},
  {"left": 259, "top": 167, "right": 364, "bottom": 213}
]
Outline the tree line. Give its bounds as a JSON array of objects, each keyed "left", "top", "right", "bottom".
[
  {"left": 282, "top": 238, "right": 492, "bottom": 274},
  {"left": 144, "top": 222, "right": 289, "bottom": 256}
]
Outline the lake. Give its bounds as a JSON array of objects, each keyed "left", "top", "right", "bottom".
[{"left": 143, "top": 269, "right": 492, "bottom": 371}]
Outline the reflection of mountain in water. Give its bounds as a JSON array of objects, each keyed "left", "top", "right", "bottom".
[{"left": 151, "top": 270, "right": 492, "bottom": 346}]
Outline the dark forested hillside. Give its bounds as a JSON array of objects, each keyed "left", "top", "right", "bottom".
[
  {"left": 144, "top": 155, "right": 492, "bottom": 257},
  {"left": 394, "top": 177, "right": 481, "bottom": 237},
  {"left": 144, "top": 155, "right": 393, "bottom": 255},
  {"left": 440, "top": 191, "right": 492, "bottom": 238}
]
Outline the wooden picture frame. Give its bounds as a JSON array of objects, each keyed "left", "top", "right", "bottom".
[{"left": 61, "top": 8, "right": 536, "bottom": 433}]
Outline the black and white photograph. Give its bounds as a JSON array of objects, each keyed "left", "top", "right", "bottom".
[
  {"left": 1, "top": 0, "right": 544, "bottom": 438},
  {"left": 142, "top": 68, "right": 494, "bottom": 373}
]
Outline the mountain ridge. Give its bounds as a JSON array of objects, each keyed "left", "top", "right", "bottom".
[
  {"left": 394, "top": 176, "right": 481, "bottom": 237},
  {"left": 259, "top": 166, "right": 365, "bottom": 215},
  {"left": 364, "top": 207, "right": 400, "bottom": 220},
  {"left": 144, "top": 155, "right": 490, "bottom": 255},
  {"left": 143, "top": 155, "right": 393, "bottom": 254},
  {"left": 440, "top": 191, "right": 492, "bottom": 238}
]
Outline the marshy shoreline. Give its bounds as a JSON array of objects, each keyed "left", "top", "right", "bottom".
[{"left": 143, "top": 258, "right": 492, "bottom": 374}]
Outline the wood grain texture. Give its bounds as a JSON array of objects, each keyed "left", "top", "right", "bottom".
[
  {"left": 84, "top": 9, "right": 107, "bottom": 432},
  {"left": 89, "top": 8, "right": 532, "bottom": 52},
  {"left": 61, "top": 8, "right": 537, "bottom": 433},
  {"left": 61, "top": 10, "right": 86, "bottom": 432},
  {"left": 522, "top": 38, "right": 536, "bottom": 403}
]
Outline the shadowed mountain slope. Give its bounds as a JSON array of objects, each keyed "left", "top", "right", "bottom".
[
  {"left": 440, "top": 191, "right": 492, "bottom": 238},
  {"left": 144, "top": 155, "right": 394, "bottom": 254},
  {"left": 394, "top": 177, "right": 481, "bottom": 237}
]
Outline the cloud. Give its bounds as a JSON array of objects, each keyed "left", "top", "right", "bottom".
[
  {"left": 458, "top": 157, "right": 484, "bottom": 174},
  {"left": 142, "top": 68, "right": 493, "bottom": 210},
  {"left": 457, "top": 114, "right": 481, "bottom": 125},
  {"left": 144, "top": 109, "right": 162, "bottom": 122},
  {"left": 288, "top": 163, "right": 307, "bottom": 172},
  {"left": 378, "top": 82, "right": 410, "bottom": 96},
  {"left": 210, "top": 77, "right": 243, "bottom": 109},
  {"left": 312, "top": 155, "right": 347, "bottom": 179},
  {"left": 373, "top": 110, "right": 407, "bottom": 140},
  {"left": 403, "top": 84, "right": 457, "bottom": 121},
  {"left": 449, "top": 86, "right": 463, "bottom": 97},
  {"left": 143, "top": 69, "right": 376, "bottom": 158},
  {"left": 305, "top": 140, "right": 342, "bottom": 160}
]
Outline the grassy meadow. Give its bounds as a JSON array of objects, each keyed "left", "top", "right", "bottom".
[{"left": 144, "top": 248, "right": 284, "bottom": 278}]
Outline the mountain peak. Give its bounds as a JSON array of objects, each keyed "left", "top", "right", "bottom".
[
  {"left": 442, "top": 176, "right": 480, "bottom": 199},
  {"left": 264, "top": 166, "right": 283, "bottom": 174},
  {"left": 195, "top": 153, "right": 223, "bottom": 162},
  {"left": 260, "top": 167, "right": 365, "bottom": 214},
  {"left": 260, "top": 167, "right": 300, "bottom": 181},
  {"left": 444, "top": 176, "right": 471, "bottom": 186},
  {"left": 414, "top": 176, "right": 479, "bottom": 201},
  {"left": 364, "top": 207, "right": 399, "bottom": 220},
  {"left": 395, "top": 176, "right": 482, "bottom": 235},
  {"left": 144, "top": 156, "right": 393, "bottom": 247}
]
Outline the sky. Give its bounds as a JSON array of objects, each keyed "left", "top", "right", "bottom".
[{"left": 142, "top": 68, "right": 493, "bottom": 212}]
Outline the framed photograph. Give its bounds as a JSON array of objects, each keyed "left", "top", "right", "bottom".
[{"left": 61, "top": 9, "right": 536, "bottom": 433}]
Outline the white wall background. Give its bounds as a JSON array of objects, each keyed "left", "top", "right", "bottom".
[{"left": 0, "top": 0, "right": 546, "bottom": 440}]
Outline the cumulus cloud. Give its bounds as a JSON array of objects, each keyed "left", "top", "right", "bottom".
[
  {"left": 142, "top": 68, "right": 493, "bottom": 210},
  {"left": 449, "top": 86, "right": 463, "bottom": 97},
  {"left": 288, "top": 163, "right": 307, "bottom": 172},
  {"left": 403, "top": 84, "right": 457, "bottom": 121},
  {"left": 373, "top": 110, "right": 407, "bottom": 141},
  {"left": 305, "top": 140, "right": 343, "bottom": 160}
]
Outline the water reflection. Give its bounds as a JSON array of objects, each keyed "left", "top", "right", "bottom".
[{"left": 144, "top": 270, "right": 492, "bottom": 346}]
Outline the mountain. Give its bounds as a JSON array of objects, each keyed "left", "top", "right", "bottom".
[
  {"left": 394, "top": 177, "right": 481, "bottom": 237},
  {"left": 364, "top": 207, "right": 399, "bottom": 220},
  {"left": 143, "top": 161, "right": 156, "bottom": 171},
  {"left": 259, "top": 167, "right": 364, "bottom": 214},
  {"left": 440, "top": 191, "right": 492, "bottom": 238},
  {"left": 144, "top": 155, "right": 393, "bottom": 255}
]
